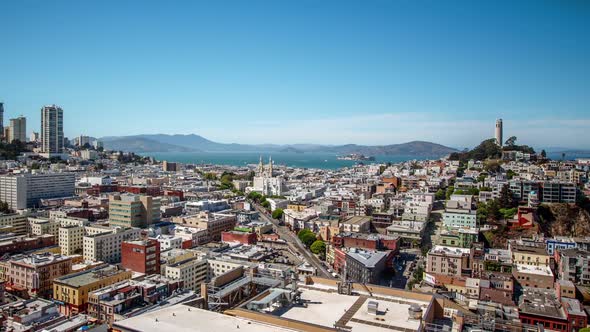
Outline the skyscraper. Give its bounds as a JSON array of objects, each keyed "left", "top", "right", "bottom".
[
  {"left": 495, "top": 118, "right": 503, "bottom": 146},
  {"left": 41, "top": 105, "right": 64, "bottom": 154},
  {"left": 0, "top": 102, "right": 4, "bottom": 138},
  {"left": 9, "top": 116, "right": 26, "bottom": 143}
]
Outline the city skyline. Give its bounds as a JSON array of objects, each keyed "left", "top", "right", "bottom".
[{"left": 1, "top": 0, "right": 589, "bottom": 148}]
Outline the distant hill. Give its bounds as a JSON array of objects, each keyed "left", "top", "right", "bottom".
[
  {"left": 100, "top": 134, "right": 458, "bottom": 156},
  {"left": 102, "top": 136, "right": 198, "bottom": 153}
]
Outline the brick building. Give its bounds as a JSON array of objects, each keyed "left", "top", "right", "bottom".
[
  {"left": 221, "top": 230, "right": 257, "bottom": 245},
  {"left": 121, "top": 239, "right": 161, "bottom": 274}
]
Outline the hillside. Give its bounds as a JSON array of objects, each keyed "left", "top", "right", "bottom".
[
  {"left": 102, "top": 137, "right": 198, "bottom": 153},
  {"left": 100, "top": 134, "right": 457, "bottom": 156},
  {"left": 537, "top": 204, "right": 590, "bottom": 237}
]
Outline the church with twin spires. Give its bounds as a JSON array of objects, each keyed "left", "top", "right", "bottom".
[{"left": 250, "top": 156, "right": 286, "bottom": 196}]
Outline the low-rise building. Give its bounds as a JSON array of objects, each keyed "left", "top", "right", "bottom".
[
  {"left": 513, "top": 264, "right": 554, "bottom": 289},
  {"left": 53, "top": 264, "right": 132, "bottom": 314},
  {"left": 163, "top": 257, "right": 207, "bottom": 291},
  {"left": 426, "top": 245, "right": 471, "bottom": 277},
  {"left": 344, "top": 248, "right": 391, "bottom": 284},
  {"left": 6, "top": 252, "right": 72, "bottom": 298},
  {"left": 87, "top": 275, "right": 185, "bottom": 326}
]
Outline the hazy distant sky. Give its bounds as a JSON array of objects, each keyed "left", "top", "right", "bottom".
[{"left": 0, "top": 0, "right": 589, "bottom": 148}]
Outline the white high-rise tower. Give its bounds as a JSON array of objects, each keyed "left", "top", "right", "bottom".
[
  {"left": 41, "top": 105, "right": 64, "bottom": 154},
  {"left": 495, "top": 119, "right": 503, "bottom": 146}
]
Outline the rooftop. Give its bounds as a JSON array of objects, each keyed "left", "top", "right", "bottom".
[
  {"left": 515, "top": 264, "right": 553, "bottom": 277},
  {"left": 273, "top": 287, "right": 429, "bottom": 331},
  {"left": 113, "top": 303, "right": 296, "bottom": 332},
  {"left": 343, "top": 216, "right": 372, "bottom": 225},
  {"left": 54, "top": 264, "right": 127, "bottom": 288},
  {"left": 346, "top": 248, "right": 389, "bottom": 268},
  {"left": 519, "top": 288, "right": 565, "bottom": 320}
]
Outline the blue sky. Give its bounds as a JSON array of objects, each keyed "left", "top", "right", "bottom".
[{"left": 0, "top": 0, "right": 589, "bottom": 148}]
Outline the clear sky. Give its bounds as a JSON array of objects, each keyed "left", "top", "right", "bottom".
[{"left": 0, "top": 0, "right": 589, "bottom": 149}]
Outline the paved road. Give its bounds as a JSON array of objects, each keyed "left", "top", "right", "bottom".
[{"left": 253, "top": 204, "right": 332, "bottom": 279}]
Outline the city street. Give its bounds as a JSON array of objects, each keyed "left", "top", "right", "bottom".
[{"left": 253, "top": 204, "right": 333, "bottom": 279}]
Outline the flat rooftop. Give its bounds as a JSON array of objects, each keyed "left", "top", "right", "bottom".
[
  {"left": 515, "top": 264, "right": 553, "bottom": 277},
  {"left": 275, "top": 287, "right": 429, "bottom": 331},
  {"left": 113, "top": 303, "right": 296, "bottom": 332},
  {"left": 54, "top": 264, "right": 125, "bottom": 288}
]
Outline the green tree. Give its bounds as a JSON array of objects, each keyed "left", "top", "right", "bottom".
[
  {"left": 483, "top": 160, "right": 501, "bottom": 173},
  {"left": 445, "top": 186, "right": 455, "bottom": 200},
  {"left": 499, "top": 184, "right": 517, "bottom": 209},
  {"left": 435, "top": 189, "right": 445, "bottom": 200},
  {"left": 261, "top": 201, "right": 270, "bottom": 209},
  {"left": 272, "top": 208, "right": 284, "bottom": 219},
  {"left": 0, "top": 200, "right": 11, "bottom": 213},
  {"left": 467, "top": 188, "right": 480, "bottom": 196},
  {"left": 506, "top": 169, "right": 516, "bottom": 180},
  {"left": 203, "top": 172, "right": 217, "bottom": 181},
  {"left": 297, "top": 229, "right": 317, "bottom": 247},
  {"left": 540, "top": 149, "right": 547, "bottom": 158},
  {"left": 504, "top": 136, "right": 517, "bottom": 147},
  {"left": 310, "top": 240, "right": 326, "bottom": 255},
  {"left": 499, "top": 207, "right": 518, "bottom": 219}
]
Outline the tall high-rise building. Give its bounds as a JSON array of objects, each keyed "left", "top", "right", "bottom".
[
  {"left": 0, "top": 102, "right": 4, "bottom": 136},
  {"left": 41, "top": 105, "right": 64, "bottom": 154},
  {"left": 495, "top": 118, "right": 503, "bottom": 146},
  {"left": 30, "top": 131, "right": 40, "bottom": 142},
  {"left": 9, "top": 116, "right": 26, "bottom": 143}
]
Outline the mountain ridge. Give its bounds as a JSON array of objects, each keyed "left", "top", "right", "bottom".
[{"left": 101, "top": 134, "right": 458, "bottom": 156}]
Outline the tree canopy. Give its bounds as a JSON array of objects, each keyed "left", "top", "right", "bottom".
[
  {"left": 449, "top": 139, "right": 502, "bottom": 162},
  {"left": 297, "top": 229, "right": 317, "bottom": 247},
  {"left": 272, "top": 208, "right": 284, "bottom": 219},
  {"left": 310, "top": 240, "right": 326, "bottom": 255}
]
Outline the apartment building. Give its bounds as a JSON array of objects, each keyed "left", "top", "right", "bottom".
[
  {"left": 341, "top": 216, "right": 371, "bottom": 233},
  {"left": 83, "top": 227, "right": 142, "bottom": 263},
  {"left": 0, "top": 172, "right": 75, "bottom": 210},
  {"left": 557, "top": 248, "right": 590, "bottom": 286},
  {"left": 426, "top": 246, "right": 471, "bottom": 277},
  {"left": 29, "top": 217, "right": 60, "bottom": 237},
  {"left": 109, "top": 194, "right": 161, "bottom": 228},
  {"left": 0, "top": 212, "right": 29, "bottom": 235},
  {"left": 344, "top": 248, "right": 390, "bottom": 284},
  {"left": 442, "top": 210, "right": 477, "bottom": 229},
  {"left": 121, "top": 239, "right": 161, "bottom": 274},
  {"left": 53, "top": 264, "right": 132, "bottom": 314},
  {"left": 510, "top": 244, "right": 551, "bottom": 267},
  {"left": 173, "top": 211, "right": 236, "bottom": 242},
  {"left": 163, "top": 257, "right": 207, "bottom": 291},
  {"left": 59, "top": 225, "right": 85, "bottom": 255},
  {"left": 6, "top": 252, "right": 72, "bottom": 298}
]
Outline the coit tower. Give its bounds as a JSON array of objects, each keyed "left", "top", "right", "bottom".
[{"left": 495, "top": 119, "right": 503, "bottom": 146}]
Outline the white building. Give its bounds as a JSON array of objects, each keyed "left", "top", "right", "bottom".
[
  {"left": 0, "top": 172, "right": 75, "bottom": 210},
  {"left": 8, "top": 116, "right": 26, "bottom": 143},
  {"left": 59, "top": 225, "right": 85, "bottom": 255},
  {"left": 251, "top": 157, "right": 286, "bottom": 196},
  {"left": 83, "top": 227, "right": 142, "bottom": 263},
  {"left": 155, "top": 234, "right": 183, "bottom": 250},
  {"left": 80, "top": 149, "right": 99, "bottom": 160},
  {"left": 164, "top": 257, "right": 208, "bottom": 291}
]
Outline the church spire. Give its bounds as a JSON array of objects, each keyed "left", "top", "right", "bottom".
[
  {"left": 268, "top": 156, "right": 273, "bottom": 176},
  {"left": 258, "top": 155, "right": 264, "bottom": 175}
]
